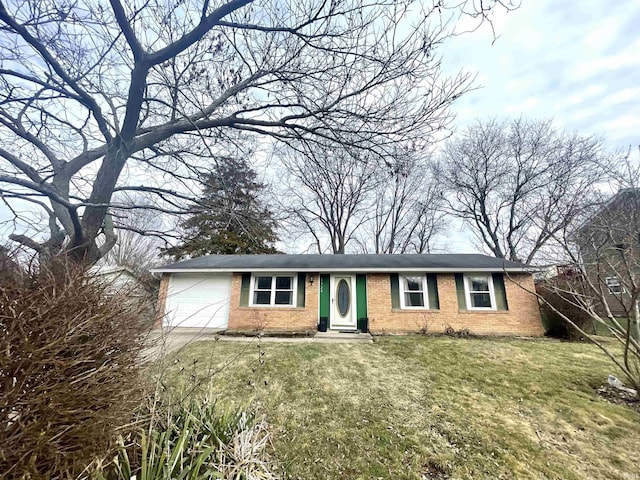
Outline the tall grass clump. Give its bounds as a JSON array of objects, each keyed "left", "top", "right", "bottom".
[{"left": 96, "top": 397, "right": 275, "bottom": 480}]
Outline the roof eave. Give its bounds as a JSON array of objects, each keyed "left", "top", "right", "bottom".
[{"left": 150, "top": 266, "right": 531, "bottom": 274}]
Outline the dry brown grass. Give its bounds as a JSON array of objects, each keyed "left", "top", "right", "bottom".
[{"left": 164, "top": 336, "right": 640, "bottom": 479}]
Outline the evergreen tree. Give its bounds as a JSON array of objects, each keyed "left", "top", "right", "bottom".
[{"left": 164, "top": 158, "right": 279, "bottom": 259}]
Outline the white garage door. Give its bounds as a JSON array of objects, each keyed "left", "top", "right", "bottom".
[{"left": 164, "top": 274, "right": 232, "bottom": 329}]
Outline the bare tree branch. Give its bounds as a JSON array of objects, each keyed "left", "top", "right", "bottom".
[
  {"left": 436, "top": 117, "right": 611, "bottom": 264},
  {"left": 0, "top": 0, "right": 512, "bottom": 263}
]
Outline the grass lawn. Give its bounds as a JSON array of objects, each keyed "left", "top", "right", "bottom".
[
  {"left": 591, "top": 317, "right": 633, "bottom": 337},
  {"left": 161, "top": 336, "right": 639, "bottom": 479}
]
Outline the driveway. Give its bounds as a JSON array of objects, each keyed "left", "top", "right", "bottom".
[{"left": 143, "top": 327, "right": 225, "bottom": 360}]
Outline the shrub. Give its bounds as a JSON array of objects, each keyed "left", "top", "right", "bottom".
[
  {"left": 444, "top": 325, "right": 471, "bottom": 338},
  {"left": 0, "top": 263, "right": 153, "bottom": 479},
  {"left": 536, "top": 280, "right": 594, "bottom": 340}
]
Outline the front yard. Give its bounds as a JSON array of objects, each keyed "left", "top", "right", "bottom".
[{"left": 162, "top": 336, "right": 639, "bottom": 479}]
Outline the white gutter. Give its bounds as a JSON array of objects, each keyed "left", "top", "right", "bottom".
[{"left": 150, "top": 267, "right": 532, "bottom": 274}]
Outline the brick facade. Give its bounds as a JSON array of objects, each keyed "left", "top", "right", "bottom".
[
  {"left": 367, "top": 273, "right": 543, "bottom": 336},
  {"left": 227, "top": 272, "right": 320, "bottom": 331},
  {"left": 157, "top": 271, "right": 543, "bottom": 336}
]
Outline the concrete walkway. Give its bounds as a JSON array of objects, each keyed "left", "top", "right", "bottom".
[
  {"left": 216, "top": 330, "right": 373, "bottom": 344},
  {"left": 144, "top": 328, "right": 373, "bottom": 360}
]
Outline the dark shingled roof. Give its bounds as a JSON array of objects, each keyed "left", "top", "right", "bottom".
[{"left": 152, "top": 254, "right": 529, "bottom": 272}]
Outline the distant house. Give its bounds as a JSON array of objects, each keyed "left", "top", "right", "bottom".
[
  {"left": 89, "top": 265, "right": 157, "bottom": 321},
  {"left": 89, "top": 265, "right": 148, "bottom": 296},
  {"left": 574, "top": 188, "right": 640, "bottom": 316},
  {"left": 151, "top": 254, "right": 543, "bottom": 336}
]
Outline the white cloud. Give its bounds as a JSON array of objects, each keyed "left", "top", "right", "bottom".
[
  {"left": 440, "top": 0, "right": 640, "bottom": 149},
  {"left": 566, "top": 105, "right": 600, "bottom": 123},
  {"left": 570, "top": 37, "right": 640, "bottom": 78},
  {"left": 582, "top": 17, "right": 623, "bottom": 50},
  {"left": 504, "top": 96, "right": 541, "bottom": 114},
  {"left": 560, "top": 84, "right": 606, "bottom": 108},
  {"left": 600, "top": 87, "right": 640, "bottom": 107},
  {"left": 591, "top": 115, "right": 640, "bottom": 144}
]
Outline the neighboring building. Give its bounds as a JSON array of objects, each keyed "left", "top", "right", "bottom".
[
  {"left": 151, "top": 254, "right": 543, "bottom": 336},
  {"left": 89, "top": 265, "right": 157, "bottom": 321},
  {"left": 89, "top": 265, "right": 148, "bottom": 297},
  {"left": 574, "top": 188, "right": 640, "bottom": 316}
]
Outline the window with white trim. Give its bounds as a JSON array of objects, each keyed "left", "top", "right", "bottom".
[
  {"left": 399, "top": 274, "right": 428, "bottom": 309},
  {"left": 605, "top": 276, "right": 623, "bottom": 294},
  {"left": 250, "top": 274, "right": 297, "bottom": 307},
  {"left": 464, "top": 274, "right": 496, "bottom": 310}
]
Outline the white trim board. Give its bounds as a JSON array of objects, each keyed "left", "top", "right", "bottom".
[
  {"left": 152, "top": 267, "right": 532, "bottom": 274},
  {"left": 463, "top": 273, "right": 497, "bottom": 311},
  {"left": 248, "top": 272, "right": 298, "bottom": 308},
  {"left": 398, "top": 273, "right": 430, "bottom": 310}
]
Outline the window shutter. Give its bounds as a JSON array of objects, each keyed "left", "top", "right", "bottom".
[
  {"left": 493, "top": 273, "right": 509, "bottom": 310},
  {"left": 455, "top": 273, "right": 467, "bottom": 310},
  {"left": 356, "top": 274, "right": 368, "bottom": 330},
  {"left": 390, "top": 273, "right": 400, "bottom": 309},
  {"left": 319, "top": 274, "right": 330, "bottom": 318},
  {"left": 240, "top": 273, "right": 251, "bottom": 306},
  {"left": 297, "top": 273, "right": 306, "bottom": 307},
  {"left": 426, "top": 273, "right": 439, "bottom": 309}
]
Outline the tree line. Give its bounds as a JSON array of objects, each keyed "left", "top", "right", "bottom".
[
  {"left": 0, "top": 0, "right": 509, "bottom": 266},
  {"left": 0, "top": 0, "right": 618, "bottom": 268},
  {"left": 160, "top": 116, "right": 615, "bottom": 266}
]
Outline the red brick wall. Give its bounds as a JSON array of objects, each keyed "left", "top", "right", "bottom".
[
  {"left": 367, "top": 273, "right": 543, "bottom": 336},
  {"left": 227, "top": 272, "right": 320, "bottom": 331}
]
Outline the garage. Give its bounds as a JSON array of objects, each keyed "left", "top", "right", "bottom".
[{"left": 163, "top": 273, "right": 232, "bottom": 329}]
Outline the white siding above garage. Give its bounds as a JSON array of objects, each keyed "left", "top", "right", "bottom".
[{"left": 164, "top": 274, "right": 232, "bottom": 329}]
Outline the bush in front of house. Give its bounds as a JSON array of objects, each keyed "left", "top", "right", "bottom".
[
  {"left": 0, "top": 256, "right": 275, "bottom": 479},
  {"left": 0, "top": 263, "right": 152, "bottom": 479}
]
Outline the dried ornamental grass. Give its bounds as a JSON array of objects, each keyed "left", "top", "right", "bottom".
[{"left": 95, "top": 397, "right": 275, "bottom": 480}]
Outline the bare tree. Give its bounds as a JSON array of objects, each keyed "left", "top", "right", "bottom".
[
  {"left": 404, "top": 188, "right": 448, "bottom": 253},
  {"left": 101, "top": 199, "right": 166, "bottom": 272},
  {"left": 529, "top": 147, "right": 640, "bottom": 395},
  {"left": 360, "top": 153, "right": 446, "bottom": 253},
  {"left": 436, "top": 118, "right": 610, "bottom": 264},
  {"left": 0, "top": 0, "right": 513, "bottom": 265},
  {"left": 278, "top": 142, "right": 379, "bottom": 254}
]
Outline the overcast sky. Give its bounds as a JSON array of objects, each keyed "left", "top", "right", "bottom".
[
  {"left": 435, "top": 0, "right": 640, "bottom": 253},
  {"left": 441, "top": 0, "right": 639, "bottom": 149}
]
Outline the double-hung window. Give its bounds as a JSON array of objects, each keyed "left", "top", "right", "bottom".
[
  {"left": 399, "top": 275, "right": 428, "bottom": 309},
  {"left": 464, "top": 274, "right": 496, "bottom": 310},
  {"left": 605, "top": 276, "right": 623, "bottom": 294},
  {"left": 251, "top": 274, "right": 296, "bottom": 307}
]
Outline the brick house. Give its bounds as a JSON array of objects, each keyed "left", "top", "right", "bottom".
[{"left": 152, "top": 254, "right": 543, "bottom": 336}]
